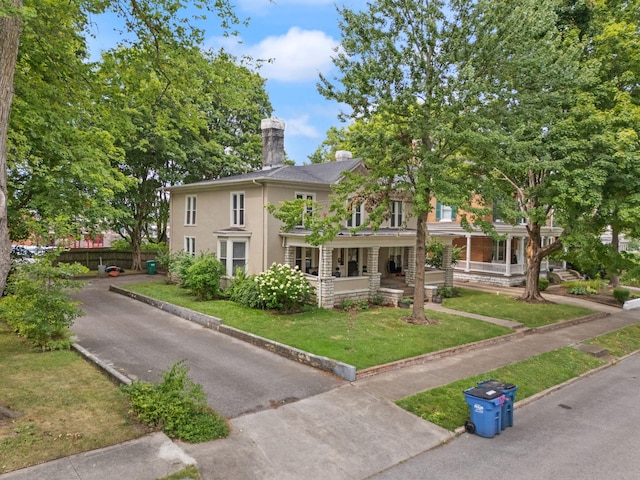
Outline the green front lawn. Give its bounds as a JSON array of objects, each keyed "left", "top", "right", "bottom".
[
  {"left": 0, "top": 323, "right": 144, "bottom": 474},
  {"left": 442, "top": 289, "right": 595, "bottom": 327},
  {"left": 123, "top": 281, "right": 512, "bottom": 369}
]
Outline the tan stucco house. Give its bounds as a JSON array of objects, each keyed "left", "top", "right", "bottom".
[{"left": 166, "top": 118, "right": 563, "bottom": 307}]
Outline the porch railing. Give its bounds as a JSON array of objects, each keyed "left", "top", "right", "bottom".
[{"left": 456, "top": 261, "right": 526, "bottom": 276}]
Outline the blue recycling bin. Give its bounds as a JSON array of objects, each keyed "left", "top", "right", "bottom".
[
  {"left": 463, "top": 386, "right": 507, "bottom": 438},
  {"left": 478, "top": 379, "right": 518, "bottom": 429}
]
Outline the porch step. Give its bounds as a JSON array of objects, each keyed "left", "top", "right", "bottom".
[
  {"left": 573, "top": 343, "right": 609, "bottom": 358},
  {"left": 553, "top": 269, "right": 582, "bottom": 282}
]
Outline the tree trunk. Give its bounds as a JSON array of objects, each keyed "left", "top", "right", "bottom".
[
  {"left": 520, "top": 223, "right": 563, "bottom": 303},
  {"left": 610, "top": 226, "right": 620, "bottom": 288},
  {"left": 130, "top": 226, "right": 143, "bottom": 270},
  {"left": 0, "top": 1, "right": 22, "bottom": 294},
  {"left": 411, "top": 209, "right": 427, "bottom": 321}
]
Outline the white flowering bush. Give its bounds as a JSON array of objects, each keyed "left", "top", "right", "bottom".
[{"left": 255, "top": 263, "right": 313, "bottom": 313}]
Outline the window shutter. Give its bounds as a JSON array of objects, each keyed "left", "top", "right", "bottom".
[
  {"left": 435, "top": 201, "right": 441, "bottom": 221},
  {"left": 452, "top": 206, "right": 457, "bottom": 221}
]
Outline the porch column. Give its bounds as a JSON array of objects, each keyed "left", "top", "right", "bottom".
[
  {"left": 518, "top": 236, "right": 526, "bottom": 265},
  {"left": 465, "top": 234, "right": 472, "bottom": 272},
  {"left": 406, "top": 246, "right": 416, "bottom": 286},
  {"left": 284, "top": 245, "right": 295, "bottom": 268},
  {"left": 505, "top": 234, "right": 512, "bottom": 277},
  {"left": 366, "top": 247, "right": 381, "bottom": 298},
  {"left": 443, "top": 243, "right": 454, "bottom": 288},
  {"left": 317, "top": 246, "right": 335, "bottom": 309}
]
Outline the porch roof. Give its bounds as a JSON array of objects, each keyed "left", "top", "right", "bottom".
[{"left": 281, "top": 227, "right": 417, "bottom": 248}]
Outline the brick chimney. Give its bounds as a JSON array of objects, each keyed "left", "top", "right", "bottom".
[{"left": 261, "top": 118, "right": 286, "bottom": 169}]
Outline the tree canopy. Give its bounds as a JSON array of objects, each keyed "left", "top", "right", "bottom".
[{"left": 1, "top": 0, "right": 271, "bottom": 279}]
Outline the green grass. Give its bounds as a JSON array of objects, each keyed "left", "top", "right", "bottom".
[
  {"left": 123, "top": 281, "right": 512, "bottom": 369},
  {"left": 398, "top": 323, "right": 640, "bottom": 431},
  {"left": 585, "top": 324, "right": 640, "bottom": 358},
  {"left": 442, "top": 289, "right": 595, "bottom": 327},
  {"left": 0, "top": 322, "right": 144, "bottom": 474},
  {"left": 158, "top": 466, "right": 201, "bottom": 480},
  {"left": 397, "top": 348, "right": 606, "bottom": 431}
]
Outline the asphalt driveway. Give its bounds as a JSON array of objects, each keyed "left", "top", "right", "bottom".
[{"left": 71, "top": 275, "right": 343, "bottom": 418}]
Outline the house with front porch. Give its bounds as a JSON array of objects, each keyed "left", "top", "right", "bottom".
[{"left": 166, "top": 118, "right": 562, "bottom": 307}]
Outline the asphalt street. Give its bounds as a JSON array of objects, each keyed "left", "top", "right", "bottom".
[
  {"left": 370, "top": 353, "right": 640, "bottom": 480},
  {"left": 72, "top": 275, "right": 343, "bottom": 418}
]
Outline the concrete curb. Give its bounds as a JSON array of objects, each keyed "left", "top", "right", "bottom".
[
  {"left": 109, "top": 285, "right": 357, "bottom": 381},
  {"left": 452, "top": 349, "right": 640, "bottom": 436},
  {"left": 72, "top": 343, "right": 132, "bottom": 386},
  {"left": 356, "top": 330, "right": 529, "bottom": 380}
]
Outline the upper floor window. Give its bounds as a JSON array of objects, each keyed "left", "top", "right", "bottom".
[
  {"left": 185, "top": 195, "right": 197, "bottom": 225},
  {"left": 231, "top": 192, "right": 245, "bottom": 226},
  {"left": 390, "top": 201, "right": 403, "bottom": 228},
  {"left": 296, "top": 192, "right": 314, "bottom": 227},
  {"left": 184, "top": 236, "right": 196, "bottom": 256},
  {"left": 436, "top": 201, "right": 457, "bottom": 222},
  {"left": 347, "top": 201, "right": 363, "bottom": 228}
]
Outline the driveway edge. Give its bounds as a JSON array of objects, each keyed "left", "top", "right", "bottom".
[{"left": 109, "top": 285, "right": 357, "bottom": 381}]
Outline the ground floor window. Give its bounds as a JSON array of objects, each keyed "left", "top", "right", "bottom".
[
  {"left": 218, "top": 239, "right": 247, "bottom": 276},
  {"left": 184, "top": 236, "right": 196, "bottom": 256},
  {"left": 295, "top": 247, "right": 316, "bottom": 274}
]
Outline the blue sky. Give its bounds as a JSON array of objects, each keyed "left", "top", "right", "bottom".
[{"left": 89, "top": 0, "right": 367, "bottom": 164}]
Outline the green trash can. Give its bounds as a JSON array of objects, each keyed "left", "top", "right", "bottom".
[{"left": 146, "top": 260, "right": 157, "bottom": 275}]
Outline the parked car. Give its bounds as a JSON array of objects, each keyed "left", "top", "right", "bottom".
[{"left": 10, "top": 245, "right": 35, "bottom": 264}]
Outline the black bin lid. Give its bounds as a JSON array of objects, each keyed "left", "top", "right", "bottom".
[
  {"left": 464, "top": 386, "right": 504, "bottom": 400},
  {"left": 478, "top": 379, "right": 516, "bottom": 391}
]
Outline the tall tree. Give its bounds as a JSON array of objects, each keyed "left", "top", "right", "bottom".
[
  {"left": 0, "top": 0, "right": 23, "bottom": 293},
  {"left": 98, "top": 44, "right": 270, "bottom": 269},
  {"left": 0, "top": 0, "right": 252, "bottom": 285},
  {"left": 308, "top": 126, "right": 350, "bottom": 164},
  {"left": 457, "top": 0, "right": 594, "bottom": 302},
  {"left": 572, "top": 0, "right": 640, "bottom": 286},
  {"left": 8, "top": 0, "right": 128, "bottom": 244},
  {"left": 317, "top": 0, "right": 472, "bottom": 322}
]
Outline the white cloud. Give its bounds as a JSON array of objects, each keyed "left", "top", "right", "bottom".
[
  {"left": 254, "top": 28, "right": 337, "bottom": 81},
  {"left": 209, "top": 27, "right": 338, "bottom": 82},
  {"left": 285, "top": 115, "right": 321, "bottom": 138}
]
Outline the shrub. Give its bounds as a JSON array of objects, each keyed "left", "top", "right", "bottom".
[
  {"left": 255, "top": 263, "right": 313, "bottom": 313},
  {"left": 227, "top": 270, "right": 265, "bottom": 309},
  {"left": 122, "top": 361, "right": 229, "bottom": 443},
  {"left": 0, "top": 254, "right": 88, "bottom": 350},
  {"left": 109, "top": 238, "right": 167, "bottom": 254},
  {"left": 337, "top": 299, "right": 357, "bottom": 311},
  {"left": 436, "top": 286, "right": 461, "bottom": 298},
  {"left": 568, "top": 285, "right": 591, "bottom": 295},
  {"left": 371, "top": 294, "right": 384, "bottom": 306},
  {"left": 538, "top": 278, "right": 549, "bottom": 291},
  {"left": 164, "top": 251, "right": 198, "bottom": 286},
  {"left": 613, "top": 289, "right": 631, "bottom": 305},
  {"left": 182, "top": 254, "right": 225, "bottom": 301}
]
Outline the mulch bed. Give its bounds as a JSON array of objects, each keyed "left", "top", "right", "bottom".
[{"left": 545, "top": 286, "right": 622, "bottom": 308}]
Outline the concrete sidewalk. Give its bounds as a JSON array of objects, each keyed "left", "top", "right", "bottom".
[{"left": 2, "top": 286, "right": 637, "bottom": 480}]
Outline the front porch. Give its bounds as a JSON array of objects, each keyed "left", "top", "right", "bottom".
[{"left": 282, "top": 230, "right": 427, "bottom": 308}]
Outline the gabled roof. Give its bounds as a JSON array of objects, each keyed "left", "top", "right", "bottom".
[{"left": 166, "top": 158, "right": 364, "bottom": 192}]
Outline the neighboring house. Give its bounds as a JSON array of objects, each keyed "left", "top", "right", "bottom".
[
  {"left": 428, "top": 202, "right": 563, "bottom": 287},
  {"left": 167, "top": 118, "right": 562, "bottom": 307}
]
